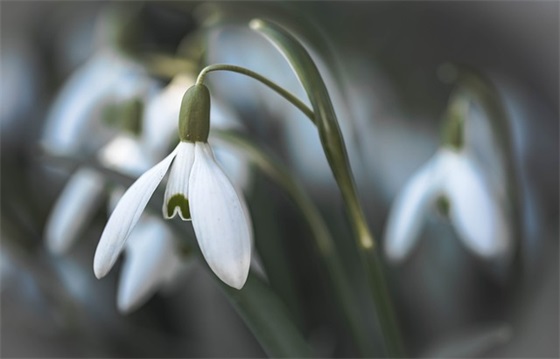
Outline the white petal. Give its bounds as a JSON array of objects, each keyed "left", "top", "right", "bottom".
[
  {"left": 384, "top": 153, "right": 445, "bottom": 262},
  {"left": 93, "top": 147, "right": 178, "bottom": 279},
  {"left": 189, "top": 142, "right": 252, "bottom": 289},
  {"left": 45, "top": 168, "right": 105, "bottom": 254},
  {"left": 117, "top": 216, "right": 185, "bottom": 314},
  {"left": 444, "top": 152, "right": 509, "bottom": 258},
  {"left": 163, "top": 142, "right": 195, "bottom": 220}
]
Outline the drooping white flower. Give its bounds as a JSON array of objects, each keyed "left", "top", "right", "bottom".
[
  {"left": 94, "top": 84, "right": 253, "bottom": 289},
  {"left": 384, "top": 147, "right": 509, "bottom": 262}
]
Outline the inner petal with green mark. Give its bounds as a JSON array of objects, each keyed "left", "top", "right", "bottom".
[{"left": 165, "top": 194, "right": 191, "bottom": 221}]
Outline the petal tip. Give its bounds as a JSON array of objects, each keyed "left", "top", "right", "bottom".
[
  {"left": 93, "top": 267, "right": 106, "bottom": 280},
  {"left": 222, "top": 268, "right": 249, "bottom": 290},
  {"left": 93, "top": 254, "right": 110, "bottom": 279},
  {"left": 206, "top": 254, "right": 250, "bottom": 289}
]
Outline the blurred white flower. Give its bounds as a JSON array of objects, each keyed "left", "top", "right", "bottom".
[
  {"left": 384, "top": 147, "right": 509, "bottom": 262},
  {"left": 42, "top": 50, "right": 155, "bottom": 154},
  {"left": 94, "top": 139, "right": 253, "bottom": 290}
]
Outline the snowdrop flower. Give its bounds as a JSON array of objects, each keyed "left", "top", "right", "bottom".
[
  {"left": 384, "top": 112, "right": 509, "bottom": 262},
  {"left": 94, "top": 84, "right": 253, "bottom": 289}
]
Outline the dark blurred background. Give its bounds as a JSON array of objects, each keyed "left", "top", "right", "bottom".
[{"left": 1, "top": 1, "right": 558, "bottom": 358}]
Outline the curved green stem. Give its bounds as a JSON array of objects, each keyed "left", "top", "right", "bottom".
[{"left": 196, "top": 64, "right": 316, "bottom": 122}]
